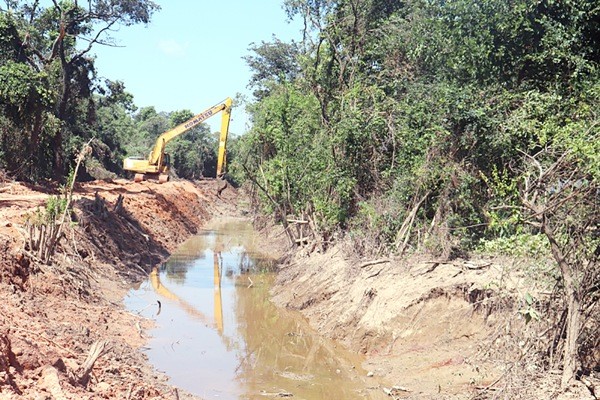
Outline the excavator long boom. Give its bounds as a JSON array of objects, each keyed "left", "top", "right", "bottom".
[
  {"left": 216, "top": 98, "right": 231, "bottom": 177},
  {"left": 123, "top": 97, "right": 232, "bottom": 182},
  {"left": 148, "top": 97, "right": 232, "bottom": 168}
]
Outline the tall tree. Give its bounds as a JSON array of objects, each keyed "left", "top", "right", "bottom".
[{"left": 0, "top": 0, "right": 159, "bottom": 179}]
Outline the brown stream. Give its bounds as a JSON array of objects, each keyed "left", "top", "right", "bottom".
[{"left": 125, "top": 219, "right": 380, "bottom": 399}]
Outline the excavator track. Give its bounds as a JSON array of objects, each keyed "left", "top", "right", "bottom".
[{"left": 158, "top": 174, "right": 169, "bottom": 183}]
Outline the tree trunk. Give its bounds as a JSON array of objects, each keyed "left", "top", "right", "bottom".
[
  {"left": 54, "top": 36, "right": 71, "bottom": 180},
  {"left": 52, "top": 130, "right": 64, "bottom": 180},
  {"left": 545, "top": 225, "right": 581, "bottom": 389},
  {"left": 561, "top": 291, "right": 581, "bottom": 389}
]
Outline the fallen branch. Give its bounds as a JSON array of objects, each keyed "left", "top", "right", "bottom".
[
  {"left": 359, "top": 258, "right": 391, "bottom": 269},
  {"left": 367, "top": 268, "right": 384, "bottom": 279},
  {"left": 286, "top": 219, "right": 309, "bottom": 224},
  {"left": 129, "top": 261, "right": 149, "bottom": 276},
  {"left": 462, "top": 262, "right": 492, "bottom": 270}
]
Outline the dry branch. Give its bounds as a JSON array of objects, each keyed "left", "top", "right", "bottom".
[
  {"left": 69, "top": 339, "right": 110, "bottom": 386},
  {"left": 359, "top": 258, "right": 391, "bottom": 269},
  {"left": 113, "top": 194, "right": 124, "bottom": 214},
  {"left": 395, "top": 191, "right": 430, "bottom": 254},
  {"left": 24, "top": 140, "right": 93, "bottom": 264}
]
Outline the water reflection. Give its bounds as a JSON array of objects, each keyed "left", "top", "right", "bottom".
[{"left": 126, "top": 219, "right": 380, "bottom": 399}]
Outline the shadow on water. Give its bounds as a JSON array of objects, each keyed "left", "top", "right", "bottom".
[{"left": 126, "top": 218, "right": 381, "bottom": 399}]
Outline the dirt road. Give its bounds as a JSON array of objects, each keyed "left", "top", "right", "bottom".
[{"left": 0, "top": 179, "right": 237, "bottom": 399}]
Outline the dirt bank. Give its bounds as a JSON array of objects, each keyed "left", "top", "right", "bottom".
[
  {"left": 271, "top": 247, "right": 598, "bottom": 399},
  {"left": 0, "top": 178, "right": 238, "bottom": 399}
]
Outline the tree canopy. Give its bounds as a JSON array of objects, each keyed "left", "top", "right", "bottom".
[{"left": 0, "top": 0, "right": 161, "bottom": 180}]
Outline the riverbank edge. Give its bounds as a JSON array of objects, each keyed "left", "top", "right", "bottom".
[{"left": 0, "top": 179, "right": 239, "bottom": 399}]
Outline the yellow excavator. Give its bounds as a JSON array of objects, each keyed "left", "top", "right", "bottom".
[{"left": 123, "top": 97, "right": 232, "bottom": 183}]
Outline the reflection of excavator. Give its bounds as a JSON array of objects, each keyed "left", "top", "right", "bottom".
[
  {"left": 213, "top": 252, "right": 223, "bottom": 333},
  {"left": 123, "top": 97, "right": 232, "bottom": 183},
  {"left": 149, "top": 252, "right": 224, "bottom": 334}
]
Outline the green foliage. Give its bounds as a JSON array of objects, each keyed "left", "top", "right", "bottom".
[
  {"left": 166, "top": 109, "right": 218, "bottom": 179},
  {"left": 237, "top": 82, "right": 356, "bottom": 232},
  {"left": 0, "top": 0, "right": 159, "bottom": 181},
  {"left": 0, "top": 61, "right": 53, "bottom": 107},
  {"left": 244, "top": 38, "right": 301, "bottom": 99},
  {"left": 129, "top": 106, "right": 169, "bottom": 156},
  {"left": 478, "top": 233, "right": 550, "bottom": 259},
  {"left": 27, "top": 195, "right": 68, "bottom": 227},
  {"left": 519, "top": 293, "right": 541, "bottom": 324},
  {"left": 241, "top": 0, "right": 600, "bottom": 256}
]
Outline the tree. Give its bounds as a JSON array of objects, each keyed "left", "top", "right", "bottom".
[
  {"left": 92, "top": 80, "right": 138, "bottom": 176},
  {"left": 520, "top": 151, "right": 598, "bottom": 388},
  {"left": 515, "top": 82, "right": 599, "bottom": 387},
  {"left": 243, "top": 37, "right": 301, "bottom": 100},
  {"left": 125, "top": 106, "right": 169, "bottom": 159},
  {"left": 0, "top": 0, "right": 159, "bottom": 179},
  {"left": 0, "top": 13, "right": 54, "bottom": 179}
]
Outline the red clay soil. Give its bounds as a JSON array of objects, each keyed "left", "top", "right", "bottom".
[{"left": 0, "top": 178, "right": 237, "bottom": 399}]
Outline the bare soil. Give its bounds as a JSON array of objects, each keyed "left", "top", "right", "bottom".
[
  {"left": 0, "top": 178, "right": 238, "bottom": 399},
  {"left": 0, "top": 178, "right": 597, "bottom": 400},
  {"left": 271, "top": 247, "right": 599, "bottom": 399}
]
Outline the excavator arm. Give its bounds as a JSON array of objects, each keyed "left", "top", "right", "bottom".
[
  {"left": 123, "top": 97, "right": 232, "bottom": 182},
  {"left": 216, "top": 101, "right": 231, "bottom": 177}
]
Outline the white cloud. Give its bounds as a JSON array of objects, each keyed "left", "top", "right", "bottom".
[{"left": 157, "top": 39, "right": 189, "bottom": 57}]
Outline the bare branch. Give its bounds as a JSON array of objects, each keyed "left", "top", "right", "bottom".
[
  {"left": 517, "top": 149, "right": 543, "bottom": 180},
  {"left": 72, "top": 17, "right": 119, "bottom": 61},
  {"left": 29, "top": 0, "right": 39, "bottom": 24}
]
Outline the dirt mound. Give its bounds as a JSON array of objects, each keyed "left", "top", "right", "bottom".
[{"left": 0, "top": 178, "right": 238, "bottom": 399}]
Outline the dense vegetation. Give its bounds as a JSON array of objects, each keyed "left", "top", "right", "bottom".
[
  {"left": 0, "top": 0, "right": 223, "bottom": 181},
  {"left": 235, "top": 0, "right": 599, "bottom": 390},
  {"left": 239, "top": 0, "right": 598, "bottom": 255}
]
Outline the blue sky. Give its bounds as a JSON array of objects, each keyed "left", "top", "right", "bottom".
[{"left": 91, "top": 0, "right": 303, "bottom": 134}]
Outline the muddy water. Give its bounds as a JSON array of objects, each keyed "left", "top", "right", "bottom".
[{"left": 126, "top": 219, "right": 379, "bottom": 400}]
